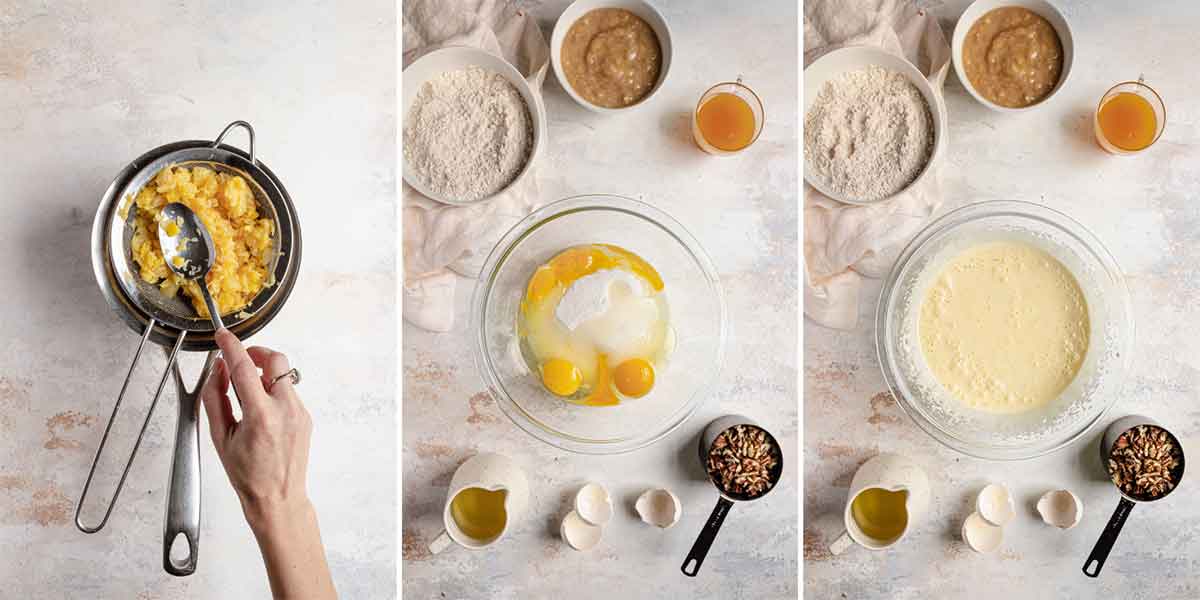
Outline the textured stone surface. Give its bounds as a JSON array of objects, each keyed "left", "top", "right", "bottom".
[
  {"left": 402, "top": 1, "right": 799, "bottom": 598},
  {"left": 805, "top": 1, "right": 1200, "bottom": 598},
  {"left": 0, "top": 1, "right": 395, "bottom": 597}
]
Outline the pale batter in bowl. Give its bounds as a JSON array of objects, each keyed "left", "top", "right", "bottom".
[
  {"left": 918, "top": 241, "right": 1089, "bottom": 415},
  {"left": 876, "top": 201, "right": 1132, "bottom": 460}
]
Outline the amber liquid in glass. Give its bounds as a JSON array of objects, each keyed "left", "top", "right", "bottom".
[
  {"left": 1097, "top": 92, "right": 1157, "bottom": 151},
  {"left": 696, "top": 92, "right": 756, "bottom": 152}
]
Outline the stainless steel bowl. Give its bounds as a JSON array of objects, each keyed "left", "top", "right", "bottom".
[{"left": 93, "top": 122, "right": 301, "bottom": 349}]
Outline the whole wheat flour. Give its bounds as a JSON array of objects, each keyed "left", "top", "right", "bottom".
[
  {"left": 404, "top": 65, "right": 533, "bottom": 203},
  {"left": 804, "top": 65, "right": 933, "bottom": 202}
]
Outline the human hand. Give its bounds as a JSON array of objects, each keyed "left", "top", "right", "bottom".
[
  {"left": 202, "top": 328, "right": 313, "bottom": 526},
  {"left": 201, "top": 328, "right": 335, "bottom": 599}
]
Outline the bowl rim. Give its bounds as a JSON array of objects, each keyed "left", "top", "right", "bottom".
[
  {"left": 874, "top": 199, "right": 1134, "bottom": 461},
  {"left": 400, "top": 45, "right": 546, "bottom": 206},
  {"left": 549, "top": 0, "right": 674, "bottom": 114},
  {"left": 470, "top": 194, "right": 728, "bottom": 454},
  {"left": 950, "top": 0, "right": 1075, "bottom": 113},
  {"left": 802, "top": 45, "right": 947, "bottom": 206}
]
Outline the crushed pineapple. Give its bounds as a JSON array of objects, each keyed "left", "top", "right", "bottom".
[{"left": 128, "top": 165, "right": 274, "bottom": 317}]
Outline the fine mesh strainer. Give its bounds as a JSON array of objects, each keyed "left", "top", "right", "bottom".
[{"left": 76, "top": 121, "right": 302, "bottom": 576}]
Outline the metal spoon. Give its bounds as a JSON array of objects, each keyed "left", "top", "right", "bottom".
[
  {"left": 158, "top": 202, "right": 225, "bottom": 330},
  {"left": 157, "top": 202, "right": 245, "bottom": 405}
]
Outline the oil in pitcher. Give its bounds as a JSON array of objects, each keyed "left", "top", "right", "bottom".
[
  {"left": 850, "top": 487, "right": 909, "bottom": 543},
  {"left": 449, "top": 487, "right": 508, "bottom": 542}
]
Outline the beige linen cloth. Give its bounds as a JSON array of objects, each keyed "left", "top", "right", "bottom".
[
  {"left": 803, "top": 0, "right": 951, "bottom": 329},
  {"left": 402, "top": 0, "right": 549, "bottom": 332}
]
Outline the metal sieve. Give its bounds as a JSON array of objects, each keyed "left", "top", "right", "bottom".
[{"left": 76, "top": 121, "right": 302, "bottom": 576}]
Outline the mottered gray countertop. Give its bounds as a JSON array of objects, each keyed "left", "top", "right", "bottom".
[
  {"left": 804, "top": 1, "right": 1200, "bottom": 598},
  {"left": 0, "top": 1, "right": 396, "bottom": 597},
  {"left": 402, "top": 1, "right": 799, "bottom": 598}
]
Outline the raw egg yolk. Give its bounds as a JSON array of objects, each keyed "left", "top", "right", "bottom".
[
  {"left": 583, "top": 355, "right": 620, "bottom": 406},
  {"left": 526, "top": 244, "right": 665, "bottom": 306},
  {"left": 613, "top": 358, "right": 655, "bottom": 398},
  {"left": 526, "top": 265, "right": 558, "bottom": 304},
  {"left": 523, "top": 245, "right": 667, "bottom": 405},
  {"left": 551, "top": 246, "right": 600, "bottom": 282},
  {"left": 599, "top": 244, "right": 663, "bottom": 291},
  {"left": 541, "top": 358, "right": 583, "bottom": 397}
]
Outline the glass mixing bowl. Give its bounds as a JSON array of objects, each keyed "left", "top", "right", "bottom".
[
  {"left": 471, "top": 195, "right": 727, "bottom": 454},
  {"left": 876, "top": 201, "right": 1134, "bottom": 460}
]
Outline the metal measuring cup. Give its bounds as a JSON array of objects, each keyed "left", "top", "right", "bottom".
[
  {"left": 1083, "top": 415, "right": 1186, "bottom": 577},
  {"left": 681, "top": 415, "right": 783, "bottom": 577}
]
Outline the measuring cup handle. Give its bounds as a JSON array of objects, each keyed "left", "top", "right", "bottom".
[
  {"left": 1083, "top": 497, "right": 1136, "bottom": 577},
  {"left": 429, "top": 530, "right": 454, "bottom": 555},
  {"left": 681, "top": 497, "right": 735, "bottom": 577},
  {"left": 829, "top": 530, "right": 855, "bottom": 555}
]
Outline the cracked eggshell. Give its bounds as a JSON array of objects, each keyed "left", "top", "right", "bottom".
[
  {"left": 574, "top": 482, "right": 613, "bottom": 526},
  {"left": 962, "top": 512, "right": 1003, "bottom": 553},
  {"left": 635, "top": 488, "right": 681, "bottom": 528},
  {"left": 1037, "top": 489, "right": 1082, "bottom": 529},
  {"left": 976, "top": 483, "right": 1015, "bottom": 527},
  {"left": 560, "top": 510, "right": 603, "bottom": 551}
]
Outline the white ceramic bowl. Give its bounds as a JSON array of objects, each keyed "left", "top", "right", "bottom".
[
  {"left": 803, "top": 46, "right": 946, "bottom": 205},
  {"left": 951, "top": 0, "right": 1075, "bottom": 113},
  {"left": 550, "top": 0, "right": 673, "bottom": 113},
  {"left": 401, "top": 46, "right": 546, "bottom": 205}
]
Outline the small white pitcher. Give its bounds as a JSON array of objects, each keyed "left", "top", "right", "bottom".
[
  {"left": 428, "top": 452, "right": 530, "bottom": 554},
  {"left": 829, "top": 453, "right": 930, "bottom": 555}
]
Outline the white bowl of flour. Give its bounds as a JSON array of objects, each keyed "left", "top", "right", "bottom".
[
  {"left": 803, "top": 46, "right": 946, "bottom": 205},
  {"left": 403, "top": 46, "right": 547, "bottom": 205}
]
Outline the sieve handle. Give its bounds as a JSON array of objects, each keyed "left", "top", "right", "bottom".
[
  {"left": 163, "top": 350, "right": 217, "bottom": 577},
  {"left": 212, "top": 120, "right": 256, "bottom": 164},
  {"left": 76, "top": 322, "right": 186, "bottom": 534}
]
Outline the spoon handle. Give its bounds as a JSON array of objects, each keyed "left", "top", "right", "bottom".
[
  {"left": 198, "top": 280, "right": 247, "bottom": 407},
  {"left": 199, "top": 279, "right": 224, "bottom": 332},
  {"left": 1083, "top": 497, "right": 1136, "bottom": 577},
  {"left": 681, "top": 496, "right": 734, "bottom": 577}
]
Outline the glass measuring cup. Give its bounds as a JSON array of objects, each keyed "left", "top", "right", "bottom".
[
  {"left": 1093, "top": 78, "right": 1165, "bottom": 155},
  {"left": 691, "top": 78, "right": 764, "bottom": 156}
]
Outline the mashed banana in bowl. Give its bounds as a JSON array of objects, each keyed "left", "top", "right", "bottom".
[{"left": 126, "top": 165, "right": 274, "bottom": 318}]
